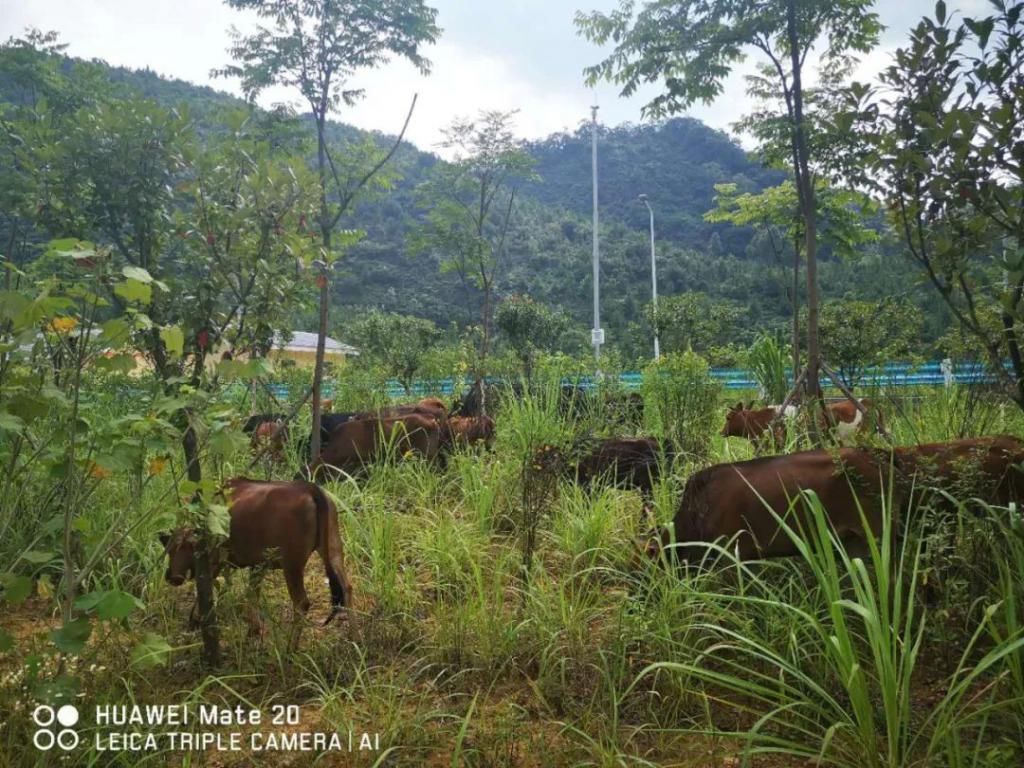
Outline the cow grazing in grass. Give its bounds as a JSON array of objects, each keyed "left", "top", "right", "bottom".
[
  {"left": 573, "top": 437, "right": 668, "bottom": 501},
  {"left": 721, "top": 399, "right": 882, "bottom": 446},
  {"left": 644, "top": 435, "right": 1024, "bottom": 568},
  {"left": 160, "top": 478, "right": 352, "bottom": 647},
  {"left": 447, "top": 415, "right": 496, "bottom": 449},
  {"left": 720, "top": 402, "right": 798, "bottom": 443},
  {"left": 645, "top": 448, "right": 889, "bottom": 566},
  {"left": 306, "top": 413, "right": 444, "bottom": 479},
  {"left": 302, "top": 412, "right": 363, "bottom": 462}
]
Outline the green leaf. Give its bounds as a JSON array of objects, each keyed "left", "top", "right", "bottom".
[
  {"left": 131, "top": 632, "right": 172, "bottom": 668},
  {"left": 160, "top": 326, "right": 185, "bottom": 357},
  {"left": 100, "top": 317, "right": 131, "bottom": 344},
  {"left": 48, "top": 238, "right": 82, "bottom": 252},
  {"left": 114, "top": 279, "right": 152, "bottom": 305},
  {"left": 206, "top": 503, "right": 231, "bottom": 538},
  {"left": 0, "top": 412, "right": 25, "bottom": 433},
  {"left": 75, "top": 590, "right": 143, "bottom": 620},
  {"left": 1, "top": 574, "right": 33, "bottom": 604},
  {"left": 0, "top": 628, "right": 13, "bottom": 653},
  {"left": 122, "top": 265, "right": 154, "bottom": 283},
  {"left": 935, "top": 0, "right": 946, "bottom": 24},
  {"left": 21, "top": 550, "right": 57, "bottom": 565},
  {"left": 49, "top": 617, "right": 92, "bottom": 654},
  {"left": 94, "top": 353, "right": 137, "bottom": 374},
  {"left": 32, "top": 673, "right": 80, "bottom": 706}
]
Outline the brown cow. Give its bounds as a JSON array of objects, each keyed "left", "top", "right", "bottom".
[
  {"left": 823, "top": 399, "right": 885, "bottom": 444},
  {"left": 646, "top": 448, "right": 890, "bottom": 566},
  {"left": 160, "top": 479, "right": 352, "bottom": 646},
  {"left": 646, "top": 436, "right": 1024, "bottom": 568},
  {"left": 250, "top": 420, "right": 288, "bottom": 461},
  {"left": 307, "top": 412, "right": 444, "bottom": 479},
  {"left": 416, "top": 397, "right": 448, "bottom": 415},
  {"left": 721, "top": 399, "right": 882, "bottom": 446},
  {"left": 720, "top": 402, "right": 797, "bottom": 443},
  {"left": 447, "top": 415, "right": 496, "bottom": 449}
]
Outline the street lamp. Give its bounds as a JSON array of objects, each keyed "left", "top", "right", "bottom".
[{"left": 638, "top": 194, "right": 660, "bottom": 360}]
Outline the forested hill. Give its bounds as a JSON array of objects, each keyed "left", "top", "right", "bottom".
[
  {"left": 99, "top": 62, "right": 777, "bottom": 258},
  {"left": 523, "top": 120, "right": 784, "bottom": 255},
  {"left": 3, "top": 52, "right": 921, "bottom": 359}
]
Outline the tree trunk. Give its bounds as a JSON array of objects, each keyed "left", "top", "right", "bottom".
[
  {"left": 792, "top": 238, "right": 801, "bottom": 384},
  {"left": 310, "top": 272, "right": 329, "bottom": 462},
  {"left": 182, "top": 418, "right": 220, "bottom": 668},
  {"left": 310, "top": 116, "right": 331, "bottom": 463},
  {"left": 786, "top": 0, "right": 823, "bottom": 433}
]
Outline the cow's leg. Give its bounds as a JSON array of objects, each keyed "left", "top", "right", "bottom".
[
  {"left": 245, "top": 566, "right": 268, "bottom": 639},
  {"left": 282, "top": 558, "right": 311, "bottom": 651}
]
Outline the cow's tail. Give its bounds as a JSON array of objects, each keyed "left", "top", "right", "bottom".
[{"left": 308, "top": 483, "right": 351, "bottom": 624}]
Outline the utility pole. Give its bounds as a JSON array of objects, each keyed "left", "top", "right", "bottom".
[
  {"left": 638, "top": 194, "right": 660, "bottom": 361},
  {"left": 591, "top": 103, "right": 602, "bottom": 363}
]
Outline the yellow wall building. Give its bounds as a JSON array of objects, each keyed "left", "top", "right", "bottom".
[{"left": 267, "top": 331, "right": 359, "bottom": 367}]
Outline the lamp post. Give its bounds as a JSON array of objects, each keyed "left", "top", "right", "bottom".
[
  {"left": 591, "top": 104, "right": 602, "bottom": 363},
  {"left": 638, "top": 194, "right": 660, "bottom": 360}
]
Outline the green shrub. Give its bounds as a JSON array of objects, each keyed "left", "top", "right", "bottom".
[
  {"left": 745, "top": 333, "right": 789, "bottom": 403},
  {"left": 641, "top": 351, "right": 721, "bottom": 460}
]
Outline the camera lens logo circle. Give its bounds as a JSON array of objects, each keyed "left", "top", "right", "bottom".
[{"left": 32, "top": 704, "right": 80, "bottom": 751}]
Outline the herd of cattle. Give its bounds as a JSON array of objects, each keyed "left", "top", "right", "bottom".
[{"left": 160, "top": 389, "right": 1024, "bottom": 643}]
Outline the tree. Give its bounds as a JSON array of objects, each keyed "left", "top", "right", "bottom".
[
  {"left": 705, "top": 179, "right": 879, "bottom": 378},
  {"left": 349, "top": 310, "right": 439, "bottom": 393},
  {"left": 817, "top": 297, "right": 924, "bottom": 388},
  {"left": 839, "top": 1, "right": 1024, "bottom": 408},
  {"left": 576, "top": 0, "right": 882, "bottom": 410},
  {"left": 216, "top": 0, "right": 440, "bottom": 460},
  {"left": 647, "top": 290, "right": 746, "bottom": 362},
  {"left": 37, "top": 97, "right": 318, "bottom": 666},
  {"left": 410, "top": 110, "right": 537, "bottom": 376},
  {"left": 494, "top": 294, "right": 565, "bottom": 384}
]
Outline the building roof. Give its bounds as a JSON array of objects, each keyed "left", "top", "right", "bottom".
[{"left": 274, "top": 331, "right": 359, "bottom": 356}]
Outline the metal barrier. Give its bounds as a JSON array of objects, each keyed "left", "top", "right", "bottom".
[{"left": 251, "top": 361, "right": 1000, "bottom": 402}]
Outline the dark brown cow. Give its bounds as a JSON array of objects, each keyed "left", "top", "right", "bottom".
[
  {"left": 574, "top": 437, "right": 668, "bottom": 502},
  {"left": 647, "top": 448, "right": 890, "bottom": 566},
  {"left": 307, "top": 412, "right": 444, "bottom": 479},
  {"left": 160, "top": 479, "right": 352, "bottom": 645},
  {"left": 447, "top": 415, "right": 496, "bottom": 449}
]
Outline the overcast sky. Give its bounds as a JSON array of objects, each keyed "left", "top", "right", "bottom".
[{"left": 0, "top": 0, "right": 989, "bottom": 157}]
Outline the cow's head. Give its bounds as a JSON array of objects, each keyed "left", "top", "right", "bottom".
[
  {"left": 721, "top": 402, "right": 771, "bottom": 439},
  {"left": 478, "top": 415, "right": 497, "bottom": 447},
  {"left": 721, "top": 401, "right": 747, "bottom": 437},
  {"left": 160, "top": 528, "right": 197, "bottom": 587},
  {"left": 631, "top": 522, "right": 675, "bottom": 571}
]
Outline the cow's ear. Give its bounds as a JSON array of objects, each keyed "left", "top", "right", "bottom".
[
  {"left": 733, "top": 401, "right": 744, "bottom": 411},
  {"left": 158, "top": 531, "right": 170, "bottom": 548}
]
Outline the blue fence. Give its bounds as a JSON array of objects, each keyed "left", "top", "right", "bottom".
[{"left": 260, "top": 360, "right": 995, "bottom": 402}]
